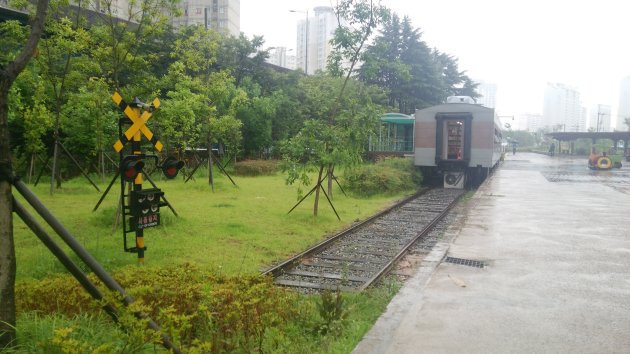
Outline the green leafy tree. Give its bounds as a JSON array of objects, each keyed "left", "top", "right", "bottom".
[
  {"left": 0, "top": 0, "right": 49, "bottom": 347},
  {"left": 35, "top": 12, "right": 93, "bottom": 192},
  {"left": 433, "top": 50, "right": 479, "bottom": 98},
  {"left": 161, "top": 28, "right": 246, "bottom": 185},
  {"left": 61, "top": 78, "right": 118, "bottom": 180},
  {"left": 89, "top": 0, "right": 179, "bottom": 91},
  {"left": 282, "top": 75, "right": 384, "bottom": 217}
]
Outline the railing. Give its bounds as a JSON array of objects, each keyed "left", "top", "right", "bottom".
[{"left": 372, "top": 139, "right": 414, "bottom": 153}]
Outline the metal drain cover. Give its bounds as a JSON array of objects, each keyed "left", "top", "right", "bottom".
[{"left": 444, "top": 256, "right": 484, "bottom": 268}]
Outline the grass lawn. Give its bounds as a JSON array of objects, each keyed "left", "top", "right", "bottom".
[
  {"left": 11, "top": 168, "right": 416, "bottom": 353},
  {"left": 13, "top": 170, "right": 412, "bottom": 280}
]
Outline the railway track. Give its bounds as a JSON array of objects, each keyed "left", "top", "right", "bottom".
[{"left": 262, "top": 188, "right": 465, "bottom": 292}]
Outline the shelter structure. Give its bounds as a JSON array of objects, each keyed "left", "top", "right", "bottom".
[
  {"left": 546, "top": 131, "right": 630, "bottom": 158},
  {"left": 370, "top": 113, "right": 415, "bottom": 157}
]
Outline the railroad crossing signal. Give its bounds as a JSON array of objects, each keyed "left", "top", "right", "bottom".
[
  {"left": 111, "top": 92, "right": 185, "bottom": 262},
  {"left": 112, "top": 92, "right": 163, "bottom": 153}
]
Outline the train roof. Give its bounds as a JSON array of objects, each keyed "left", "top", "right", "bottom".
[{"left": 416, "top": 102, "right": 495, "bottom": 114}]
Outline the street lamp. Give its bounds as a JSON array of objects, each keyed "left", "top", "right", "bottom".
[
  {"left": 596, "top": 107, "right": 607, "bottom": 132},
  {"left": 290, "top": 9, "right": 309, "bottom": 75}
]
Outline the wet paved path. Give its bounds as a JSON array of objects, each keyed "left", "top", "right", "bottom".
[{"left": 353, "top": 152, "right": 630, "bottom": 354}]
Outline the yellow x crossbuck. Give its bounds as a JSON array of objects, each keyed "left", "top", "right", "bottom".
[{"left": 112, "top": 92, "right": 163, "bottom": 152}]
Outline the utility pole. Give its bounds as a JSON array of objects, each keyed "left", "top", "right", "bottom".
[{"left": 596, "top": 105, "right": 607, "bottom": 132}]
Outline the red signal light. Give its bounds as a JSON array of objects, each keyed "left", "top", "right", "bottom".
[
  {"left": 161, "top": 156, "right": 184, "bottom": 179},
  {"left": 121, "top": 158, "right": 145, "bottom": 182}
]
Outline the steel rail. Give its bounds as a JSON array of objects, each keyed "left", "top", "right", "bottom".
[
  {"left": 261, "top": 190, "right": 427, "bottom": 278},
  {"left": 358, "top": 191, "right": 464, "bottom": 290},
  {"left": 263, "top": 188, "right": 463, "bottom": 292}
]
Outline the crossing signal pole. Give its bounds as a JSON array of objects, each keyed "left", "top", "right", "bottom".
[{"left": 112, "top": 93, "right": 183, "bottom": 263}]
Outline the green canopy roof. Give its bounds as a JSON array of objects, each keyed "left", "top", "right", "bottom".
[{"left": 379, "top": 113, "right": 414, "bottom": 125}]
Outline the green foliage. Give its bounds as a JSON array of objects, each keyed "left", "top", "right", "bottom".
[
  {"left": 281, "top": 76, "right": 384, "bottom": 198},
  {"left": 15, "top": 263, "right": 307, "bottom": 352},
  {"left": 316, "top": 290, "right": 349, "bottom": 335},
  {"left": 359, "top": 15, "right": 479, "bottom": 113},
  {"left": 343, "top": 157, "right": 422, "bottom": 196},
  {"left": 327, "top": 0, "right": 391, "bottom": 78},
  {"left": 13, "top": 313, "right": 129, "bottom": 353},
  {"left": 21, "top": 82, "right": 54, "bottom": 155},
  {"left": 504, "top": 130, "right": 536, "bottom": 148},
  {"left": 0, "top": 20, "right": 29, "bottom": 67},
  {"left": 233, "top": 159, "right": 279, "bottom": 176}
]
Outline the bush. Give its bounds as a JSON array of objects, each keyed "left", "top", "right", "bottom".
[
  {"left": 233, "top": 159, "right": 279, "bottom": 176},
  {"left": 342, "top": 157, "right": 422, "bottom": 197},
  {"left": 15, "top": 263, "right": 307, "bottom": 352}
]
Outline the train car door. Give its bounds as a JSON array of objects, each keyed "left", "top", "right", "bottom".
[{"left": 435, "top": 113, "right": 472, "bottom": 164}]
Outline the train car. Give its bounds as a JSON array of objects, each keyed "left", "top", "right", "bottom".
[{"left": 414, "top": 96, "right": 503, "bottom": 189}]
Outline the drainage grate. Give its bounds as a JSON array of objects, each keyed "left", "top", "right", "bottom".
[{"left": 444, "top": 256, "right": 484, "bottom": 268}]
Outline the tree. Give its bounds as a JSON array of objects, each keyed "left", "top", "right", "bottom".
[
  {"left": 282, "top": 75, "right": 384, "bottom": 217},
  {"left": 0, "top": 0, "right": 50, "bottom": 347},
  {"left": 359, "top": 14, "right": 478, "bottom": 113},
  {"left": 283, "top": 0, "right": 390, "bottom": 217},
  {"left": 35, "top": 13, "right": 93, "bottom": 193}
]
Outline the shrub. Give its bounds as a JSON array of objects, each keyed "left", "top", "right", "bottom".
[
  {"left": 233, "top": 159, "right": 279, "bottom": 176},
  {"left": 342, "top": 157, "right": 422, "bottom": 197},
  {"left": 15, "top": 263, "right": 307, "bottom": 352}
]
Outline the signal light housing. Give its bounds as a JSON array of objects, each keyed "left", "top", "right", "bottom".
[
  {"left": 161, "top": 156, "right": 184, "bottom": 179},
  {"left": 121, "top": 156, "right": 145, "bottom": 182},
  {"left": 130, "top": 188, "right": 164, "bottom": 216}
]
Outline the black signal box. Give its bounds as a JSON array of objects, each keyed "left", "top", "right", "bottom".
[{"left": 130, "top": 188, "right": 164, "bottom": 216}]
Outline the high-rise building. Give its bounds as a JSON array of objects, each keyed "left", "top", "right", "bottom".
[
  {"left": 172, "top": 0, "right": 239, "bottom": 37},
  {"left": 295, "top": 6, "right": 337, "bottom": 75},
  {"left": 266, "top": 47, "right": 296, "bottom": 70},
  {"left": 543, "top": 83, "right": 584, "bottom": 132},
  {"left": 616, "top": 75, "right": 630, "bottom": 131},
  {"left": 590, "top": 104, "right": 612, "bottom": 132},
  {"left": 475, "top": 81, "right": 497, "bottom": 108},
  {"left": 521, "top": 113, "right": 543, "bottom": 132}
]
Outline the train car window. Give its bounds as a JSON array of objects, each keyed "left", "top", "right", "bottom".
[{"left": 445, "top": 120, "right": 464, "bottom": 160}]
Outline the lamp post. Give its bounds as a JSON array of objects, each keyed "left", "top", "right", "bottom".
[
  {"left": 596, "top": 106, "right": 606, "bottom": 132},
  {"left": 290, "top": 9, "right": 309, "bottom": 75}
]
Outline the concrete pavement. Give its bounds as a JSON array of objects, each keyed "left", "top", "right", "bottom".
[{"left": 353, "top": 152, "right": 630, "bottom": 354}]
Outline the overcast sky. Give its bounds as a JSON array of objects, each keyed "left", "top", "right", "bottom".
[{"left": 240, "top": 0, "right": 630, "bottom": 124}]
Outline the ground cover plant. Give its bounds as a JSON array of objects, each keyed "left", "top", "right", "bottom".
[{"left": 9, "top": 165, "right": 415, "bottom": 352}]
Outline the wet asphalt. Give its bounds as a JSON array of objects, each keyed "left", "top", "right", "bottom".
[{"left": 353, "top": 152, "right": 630, "bottom": 354}]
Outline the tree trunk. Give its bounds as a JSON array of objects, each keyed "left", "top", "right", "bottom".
[
  {"left": 28, "top": 153, "right": 35, "bottom": 183},
  {"left": 50, "top": 138, "right": 59, "bottom": 194},
  {"left": 0, "top": 178, "right": 15, "bottom": 351},
  {"left": 208, "top": 138, "right": 214, "bottom": 192},
  {"left": 0, "top": 86, "right": 17, "bottom": 350},
  {"left": 0, "top": 0, "right": 50, "bottom": 347},
  {"left": 313, "top": 164, "right": 324, "bottom": 217},
  {"left": 327, "top": 164, "right": 334, "bottom": 200}
]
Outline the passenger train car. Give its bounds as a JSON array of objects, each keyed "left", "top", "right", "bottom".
[{"left": 414, "top": 96, "right": 503, "bottom": 189}]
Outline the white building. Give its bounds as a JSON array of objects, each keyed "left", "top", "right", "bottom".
[
  {"left": 295, "top": 6, "right": 337, "bottom": 75},
  {"left": 521, "top": 113, "right": 544, "bottom": 132},
  {"left": 266, "top": 47, "right": 296, "bottom": 70},
  {"left": 590, "top": 104, "right": 612, "bottom": 132},
  {"left": 617, "top": 75, "right": 630, "bottom": 131},
  {"left": 475, "top": 81, "right": 498, "bottom": 109},
  {"left": 543, "top": 83, "right": 584, "bottom": 132},
  {"left": 172, "top": 0, "right": 240, "bottom": 37}
]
